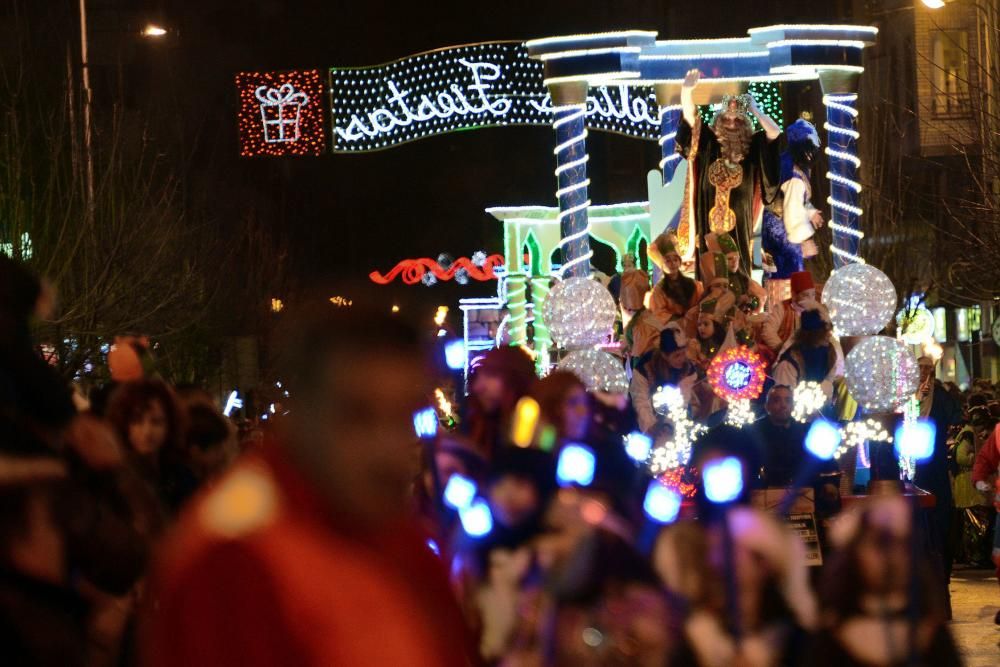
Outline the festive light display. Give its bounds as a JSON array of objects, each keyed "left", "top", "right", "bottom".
[
  {"left": 557, "top": 348, "right": 629, "bottom": 394},
  {"left": 696, "top": 81, "right": 784, "bottom": 132},
  {"left": 707, "top": 347, "right": 767, "bottom": 402},
  {"left": 270, "top": 298, "right": 284, "bottom": 313},
  {"left": 412, "top": 407, "right": 439, "bottom": 439},
  {"left": 369, "top": 254, "right": 504, "bottom": 285},
  {"left": 624, "top": 432, "right": 653, "bottom": 463},
  {"left": 443, "top": 474, "right": 477, "bottom": 511},
  {"left": 792, "top": 381, "right": 826, "bottom": 422},
  {"left": 822, "top": 263, "right": 896, "bottom": 336},
  {"left": 459, "top": 499, "right": 494, "bottom": 537},
  {"left": 845, "top": 336, "right": 920, "bottom": 413},
  {"left": 724, "top": 398, "right": 756, "bottom": 428},
  {"left": 838, "top": 418, "right": 891, "bottom": 461},
  {"left": 434, "top": 387, "right": 457, "bottom": 427},
  {"left": 223, "top": 391, "right": 243, "bottom": 417},
  {"left": 530, "top": 278, "right": 552, "bottom": 373},
  {"left": 543, "top": 277, "right": 617, "bottom": 349},
  {"left": 507, "top": 274, "right": 528, "bottom": 346},
  {"left": 657, "top": 467, "right": 697, "bottom": 499},
  {"left": 236, "top": 70, "right": 326, "bottom": 156},
  {"left": 328, "top": 296, "right": 353, "bottom": 307},
  {"left": 329, "top": 42, "right": 662, "bottom": 152}
]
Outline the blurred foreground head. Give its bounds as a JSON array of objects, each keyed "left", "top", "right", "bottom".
[{"left": 275, "top": 301, "right": 428, "bottom": 527}]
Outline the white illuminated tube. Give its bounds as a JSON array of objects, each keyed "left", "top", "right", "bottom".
[
  {"left": 766, "top": 40, "right": 867, "bottom": 49},
  {"left": 553, "top": 104, "right": 594, "bottom": 278},
  {"left": 824, "top": 122, "right": 860, "bottom": 139},
  {"left": 830, "top": 246, "right": 866, "bottom": 264},
  {"left": 657, "top": 131, "right": 677, "bottom": 146},
  {"left": 539, "top": 46, "right": 642, "bottom": 61},
  {"left": 659, "top": 153, "right": 682, "bottom": 169},
  {"left": 826, "top": 172, "right": 862, "bottom": 193}
]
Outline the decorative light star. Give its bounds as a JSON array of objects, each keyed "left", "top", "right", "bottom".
[{"left": 708, "top": 346, "right": 766, "bottom": 402}]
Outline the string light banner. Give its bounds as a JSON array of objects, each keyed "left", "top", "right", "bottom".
[
  {"left": 236, "top": 70, "right": 326, "bottom": 156},
  {"left": 330, "top": 42, "right": 661, "bottom": 152}
]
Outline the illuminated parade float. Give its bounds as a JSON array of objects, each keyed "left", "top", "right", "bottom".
[{"left": 235, "top": 25, "right": 951, "bottom": 493}]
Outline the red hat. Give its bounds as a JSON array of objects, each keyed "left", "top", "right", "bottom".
[{"left": 789, "top": 271, "right": 815, "bottom": 296}]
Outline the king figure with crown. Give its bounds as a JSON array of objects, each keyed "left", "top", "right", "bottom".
[{"left": 674, "top": 69, "right": 783, "bottom": 287}]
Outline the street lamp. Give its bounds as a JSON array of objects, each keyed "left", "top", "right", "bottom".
[
  {"left": 142, "top": 24, "right": 168, "bottom": 37},
  {"left": 921, "top": 0, "right": 946, "bottom": 8}
]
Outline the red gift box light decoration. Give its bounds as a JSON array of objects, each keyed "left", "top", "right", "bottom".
[{"left": 236, "top": 70, "right": 326, "bottom": 157}]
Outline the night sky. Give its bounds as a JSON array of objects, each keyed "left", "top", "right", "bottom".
[{"left": 76, "top": 0, "right": 855, "bottom": 319}]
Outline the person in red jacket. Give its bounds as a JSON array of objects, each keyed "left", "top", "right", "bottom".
[
  {"left": 971, "top": 423, "right": 1000, "bottom": 625},
  {"left": 141, "top": 304, "right": 475, "bottom": 666}
]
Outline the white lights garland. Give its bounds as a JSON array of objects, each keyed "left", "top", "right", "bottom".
[
  {"left": 823, "top": 92, "right": 864, "bottom": 265},
  {"left": 792, "top": 381, "right": 827, "bottom": 422},
  {"left": 650, "top": 385, "right": 708, "bottom": 473},
  {"left": 838, "top": 418, "right": 891, "bottom": 461},
  {"left": 724, "top": 398, "right": 756, "bottom": 428}
]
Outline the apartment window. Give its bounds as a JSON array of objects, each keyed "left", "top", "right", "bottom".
[{"left": 930, "top": 31, "right": 971, "bottom": 117}]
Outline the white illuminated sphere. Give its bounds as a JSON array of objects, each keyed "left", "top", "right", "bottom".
[
  {"left": 544, "top": 277, "right": 617, "bottom": 349},
  {"left": 845, "top": 336, "right": 919, "bottom": 412},
  {"left": 558, "top": 348, "right": 628, "bottom": 394},
  {"left": 822, "top": 264, "right": 897, "bottom": 335}
]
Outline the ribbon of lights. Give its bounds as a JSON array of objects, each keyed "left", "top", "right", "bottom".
[
  {"left": 506, "top": 273, "right": 529, "bottom": 346},
  {"left": 707, "top": 346, "right": 767, "bottom": 402},
  {"left": 369, "top": 254, "right": 504, "bottom": 285},
  {"left": 530, "top": 277, "right": 552, "bottom": 373},
  {"left": 553, "top": 104, "right": 593, "bottom": 279},
  {"left": 823, "top": 93, "right": 864, "bottom": 266}
]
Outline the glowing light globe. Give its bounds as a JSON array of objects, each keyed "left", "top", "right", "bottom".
[
  {"left": 822, "top": 264, "right": 897, "bottom": 335},
  {"left": 544, "top": 277, "right": 617, "bottom": 349},
  {"left": 845, "top": 336, "right": 920, "bottom": 412},
  {"left": 558, "top": 348, "right": 628, "bottom": 394}
]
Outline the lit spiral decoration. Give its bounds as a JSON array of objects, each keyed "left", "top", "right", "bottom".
[
  {"left": 823, "top": 93, "right": 864, "bottom": 266},
  {"left": 553, "top": 103, "right": 593, "bottom": 279}
]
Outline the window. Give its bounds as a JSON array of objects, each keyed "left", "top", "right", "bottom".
[{"left": 930, "top": 31, "right": 971, "bottom": 117}]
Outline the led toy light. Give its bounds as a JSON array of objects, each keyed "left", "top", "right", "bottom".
[
  {"left": 804, "top": 419, "right": 842, "bottom": 460},
  {"left": 895, "top": 419, "right": 936, "bottom": 463},
  {"left": 443, "top": 474, "right": 477, "bottom": 511},
  {"left": 459, "top": 499, "right": 494, "bottom": 538},
  {"left": 444, "top": 340, "right": 466, "bottom": 370},
  {"left": 643, "top": 480, "right": 682, "bottom": 523},
  {"left": 556, "top": 444, "right": 597, "bottom": 487},
  {"left": 413, "top": 407, "right": 439, "bottom": 439},
  {"left": 703, "top": 456, "right": 744, "bottom": 504},
  {"left": 511, "top": 397, "right": 541, "bottom": 448}
]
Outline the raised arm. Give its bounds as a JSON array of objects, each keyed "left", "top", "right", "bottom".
[
  {"left": 748, "top": 93, "right": 780, "bottom": 141},
  {"left": 681, "top": 69, "right": 700, "bottom": 127}
]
